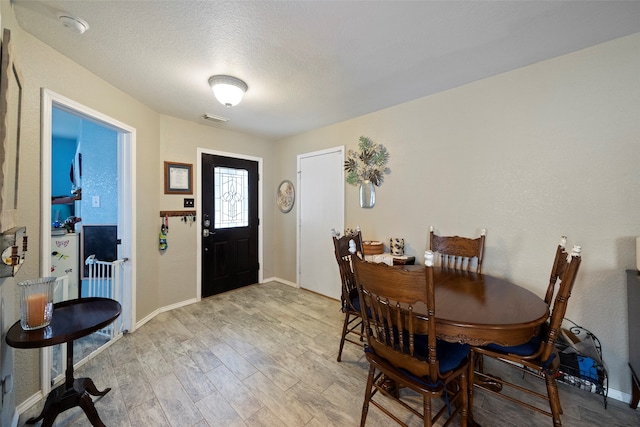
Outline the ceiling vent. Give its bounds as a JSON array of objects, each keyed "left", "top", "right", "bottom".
[{"left": 202, "top": 113, "right": 228, "bottom": 123}]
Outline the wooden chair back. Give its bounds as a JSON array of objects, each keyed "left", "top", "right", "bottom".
[
  {"left": 332, "top": 230, "right": 364, "bottom": 311},
  {"left": 544, "top": 236, "right": 569, "bottom": 306},
  {"left": 540, "top": 244, "right": 582, "bottom": 362},
  {"left": 352, "top": 255, "right": 440, "bottom": 383},
  {"left": 429, "top": 226, "right": 486, "bottom": 273},
  {"left": 500, "top": 243, "right": 582, "bottom": 364}
]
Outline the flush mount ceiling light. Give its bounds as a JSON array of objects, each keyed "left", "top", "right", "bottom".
[
  {"left": 208, "top": 75, "right": 248, "bottom": 107},
  {"left": 58, "top": 14, "right": 89, "bottom": 34}
]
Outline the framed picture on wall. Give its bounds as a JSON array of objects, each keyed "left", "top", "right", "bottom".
[
  {"left": 277, "top": 180, "right": 295, "bottom": 213},
  {"left": 164, "top": 161, "right": 193, "bottom": 194}
]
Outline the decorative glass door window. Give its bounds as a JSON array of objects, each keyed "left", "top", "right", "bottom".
[{"left": 214, "top": 167, "right": 248, "bottom": 228}]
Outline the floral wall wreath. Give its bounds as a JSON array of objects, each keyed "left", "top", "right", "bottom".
[{"left": 344, "top": 136, "right": 390, "bottom": 186}]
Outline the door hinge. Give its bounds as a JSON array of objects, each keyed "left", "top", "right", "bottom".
[{"left": 116, "top": 239, "right": 122, "bottom": 245}]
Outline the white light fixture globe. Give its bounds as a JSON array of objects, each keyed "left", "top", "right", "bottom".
[{"left": 208, "top": 75, "right": 248, "bottom": 107}]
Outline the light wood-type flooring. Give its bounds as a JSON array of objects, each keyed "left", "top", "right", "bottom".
[{"left": 18, "top": 281, "right": 640, "bottom": 426}]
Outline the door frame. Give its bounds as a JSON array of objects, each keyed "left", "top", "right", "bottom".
[
  {"left": 196, "top": 148, "right": 263, "bottom": 300},
  {"left": 40, "top": 89, "right": 136, "bottom": 393}
]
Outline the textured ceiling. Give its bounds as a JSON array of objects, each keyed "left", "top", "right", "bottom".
[{"left": 13, "top": 1, "right": 640, "bottom": 140}]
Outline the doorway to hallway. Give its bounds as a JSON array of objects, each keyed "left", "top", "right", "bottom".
[{"left": 41, "top": 89, "right": 136, "bottom": 396}]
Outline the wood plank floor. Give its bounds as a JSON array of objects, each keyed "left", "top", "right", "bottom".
[{"left": 19, "top": 281, "right": 640, "bottom": 426}]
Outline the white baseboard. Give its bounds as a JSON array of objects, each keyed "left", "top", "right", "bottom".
[
  {"left": 134, "top": 280, "right": 296, "bottom": 331},
  {"left": 263, "top": 276, "right": 299, "bottom": 288},
  {"left": 135, "top": 297, "right": 198, "bottom": 330},
  {"left": 15, "top": 390, "right": 44, "bottom": 423},
  {"left": 607, "top": 387, "right": 632, "bottom": 407}
]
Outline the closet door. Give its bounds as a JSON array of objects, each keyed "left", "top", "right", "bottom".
[{"left": 298, "top": 147, "right": 344, "bottom": 299}]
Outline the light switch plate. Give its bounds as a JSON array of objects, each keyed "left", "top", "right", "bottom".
[{"left": 184, "top": 198, "right": 194, "bottom": 208}]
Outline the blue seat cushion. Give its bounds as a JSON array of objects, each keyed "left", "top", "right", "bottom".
[
  {"left": 350, "top": 294, "right": 361, "bottom": 312},
  {"left": 485, "top": 334, "right": 542, "bottom": 356},
  {"left": 368, "top": 328, "right": 469, "bottom": 374},
  {"left": 367, "top": 334, "right": 469, "bottom": 387},
  {"left": 484, "top": 323, "right": 548, "bottom": 357},
  {"left": 413, "top": 334, "right": 470, "bottom": 374}
]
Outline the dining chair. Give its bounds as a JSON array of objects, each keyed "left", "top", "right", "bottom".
[
  {"left": 333, "top": 229, "right": 365, "bottom": 362},
  {"left": 352, "top": 253, "right": 470, "bottom": 427},
  {"left": 429, "top": 226, "right": 486, "bottom": 273},
  {"left": 476, "top": 235, "right": 569, "bottom": 373},
  {"left": 544, "top": 236, "right": 569, "bottom": 306},
  {"left": 469, "top": 241, "right": 582, "bottom": 427}
]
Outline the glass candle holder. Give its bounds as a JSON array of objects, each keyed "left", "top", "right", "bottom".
[{"left": 19, "top": 277, "right": 55, "bottom": 330}]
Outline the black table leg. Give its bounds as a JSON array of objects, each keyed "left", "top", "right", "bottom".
[
  {"left": 26, "top": 340, "right": 110, "bottom": 426},
  {"left": 78, "top": 391, "right": 107, "bottom": 427}
]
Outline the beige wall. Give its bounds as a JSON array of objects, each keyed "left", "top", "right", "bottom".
[
  {"left": 275, "top": 33, "right": 640, "bottom": 396},
  {"left": 157, "top": 115, "right": 275, "bottom": 307}
]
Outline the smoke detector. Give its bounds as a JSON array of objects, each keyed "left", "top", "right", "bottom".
[{"left": 58, "top": 15, "right": 89, "bottom": 35}]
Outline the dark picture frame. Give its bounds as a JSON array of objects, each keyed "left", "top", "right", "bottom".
[{"left": 164, "top": 161, "right": 193, "bottom": 194}]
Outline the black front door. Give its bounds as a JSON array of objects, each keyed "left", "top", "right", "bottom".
[{"left": 201, "top": 154, "right": 259, "bottom": 297}]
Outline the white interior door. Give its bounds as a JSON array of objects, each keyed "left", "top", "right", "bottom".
[{"left": 297, "top": 147, "right": 344, "bottom": 299}]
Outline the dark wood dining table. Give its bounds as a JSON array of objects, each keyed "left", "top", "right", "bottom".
[
  {"left": 401, "top": 265, "right": 549, "bottom": 427},
  {"left": 403, "top": 265, "right": 549, "bottom": 347},
  {"left": 6, "top": 297, "right": 121, "bottom": 427}
]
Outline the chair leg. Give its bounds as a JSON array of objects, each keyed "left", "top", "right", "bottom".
[
  {"left": 423, "top": 397, "right": 433, "bottom": 427},
  {"left": 360, "top": 365, "right": 376, "bottom": 427},
  {"left": 545, "top": 373, "right": 563, "bottom": 427},
  {"left": 337, "top": 312, "right": 350, "bottom": 362},
  {"left": 475, "top": 353, "right": 484, "bottom": 373},
  {"left": 467, "top": 351, "right": 476, "bottom": 425},
  {"left": 460, "top": 369, "right": 469, "bottom": 427}
]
